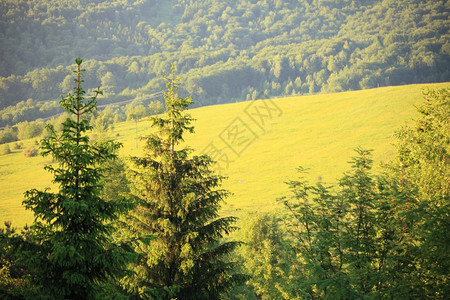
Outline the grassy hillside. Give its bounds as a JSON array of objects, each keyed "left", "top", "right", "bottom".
[{"left": 1, "top": 82, "right": 448, "bottom": 228}]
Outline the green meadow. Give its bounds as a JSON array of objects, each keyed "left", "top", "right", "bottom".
[{"left": 1, "top": 82, "right": 448, "bottom": 228}]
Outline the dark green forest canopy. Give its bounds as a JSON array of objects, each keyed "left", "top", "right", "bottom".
[{"left": 0, "top": 0, "right": 449, "bottom": 122}]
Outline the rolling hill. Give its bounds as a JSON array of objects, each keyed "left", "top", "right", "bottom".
[{"left": 0, "top": 82, "right": 448, "bottom": 228}]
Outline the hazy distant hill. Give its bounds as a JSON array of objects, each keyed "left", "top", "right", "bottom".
[{"left": 0, "top": 0, "right": 449, "bottom": 113}]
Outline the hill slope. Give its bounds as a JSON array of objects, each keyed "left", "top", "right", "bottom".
[{"left": 1, "top": 82, "right": 448, "bottom": 227}]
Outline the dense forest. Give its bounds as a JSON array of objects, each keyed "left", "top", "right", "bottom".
[{"left": 0, "top": 0, "right": 449, "bottom": 127}]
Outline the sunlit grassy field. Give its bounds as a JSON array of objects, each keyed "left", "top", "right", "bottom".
[{"left": 1, "top": 82, "right": 448, "bottom": 228}]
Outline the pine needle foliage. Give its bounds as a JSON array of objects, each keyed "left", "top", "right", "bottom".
[
  {"left": 20, "top": 58, "right": 134, "bottom": 298},
  {"left": 125, "top": 64, "right": 243, "bottom": 299}
]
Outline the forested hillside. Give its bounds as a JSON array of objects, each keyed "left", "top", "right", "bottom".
[{"left": 1, "top": 0, "right": 449, "bottom": 125}]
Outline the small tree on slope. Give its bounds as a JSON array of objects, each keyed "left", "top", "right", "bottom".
[{"left": 124, "top": 64, "right": 244, "bottom": 299}]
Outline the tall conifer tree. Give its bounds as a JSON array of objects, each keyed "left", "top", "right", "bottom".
[
  {"left": 21, "top": 58, "right": 134, "bottom": 298},
  {"left": 124, "top": 64, "right": 243, "bottom": 299}
]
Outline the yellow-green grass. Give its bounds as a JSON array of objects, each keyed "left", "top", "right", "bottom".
[{"left": 1, "top": 82, "right": 448, "bottom": 228}]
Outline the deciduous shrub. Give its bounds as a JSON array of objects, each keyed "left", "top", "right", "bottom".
[
  {"left": 0, "top": 144, "right": 11, "bottom": 155},
  {"left": 23, "top": 146, "right": 38, "bottom": 157}
]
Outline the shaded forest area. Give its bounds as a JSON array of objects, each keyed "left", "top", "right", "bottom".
[{"left": 0, "top": 0, "right": 449, "bottom": 127}]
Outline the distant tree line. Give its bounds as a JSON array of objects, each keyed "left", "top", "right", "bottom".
[
  {"left": 1, "top": 0, "right": 449, "bottom": 117},
  {"left": 0, "top": 96, "right": 165, "bottom": 144}
]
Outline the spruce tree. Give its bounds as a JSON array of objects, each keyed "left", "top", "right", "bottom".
[
  {"left": 124, "top": 64, "right": 243, "bottom": 299},
  {"left": 21, "top": 58, "right": 134, "bottom": 298}
]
